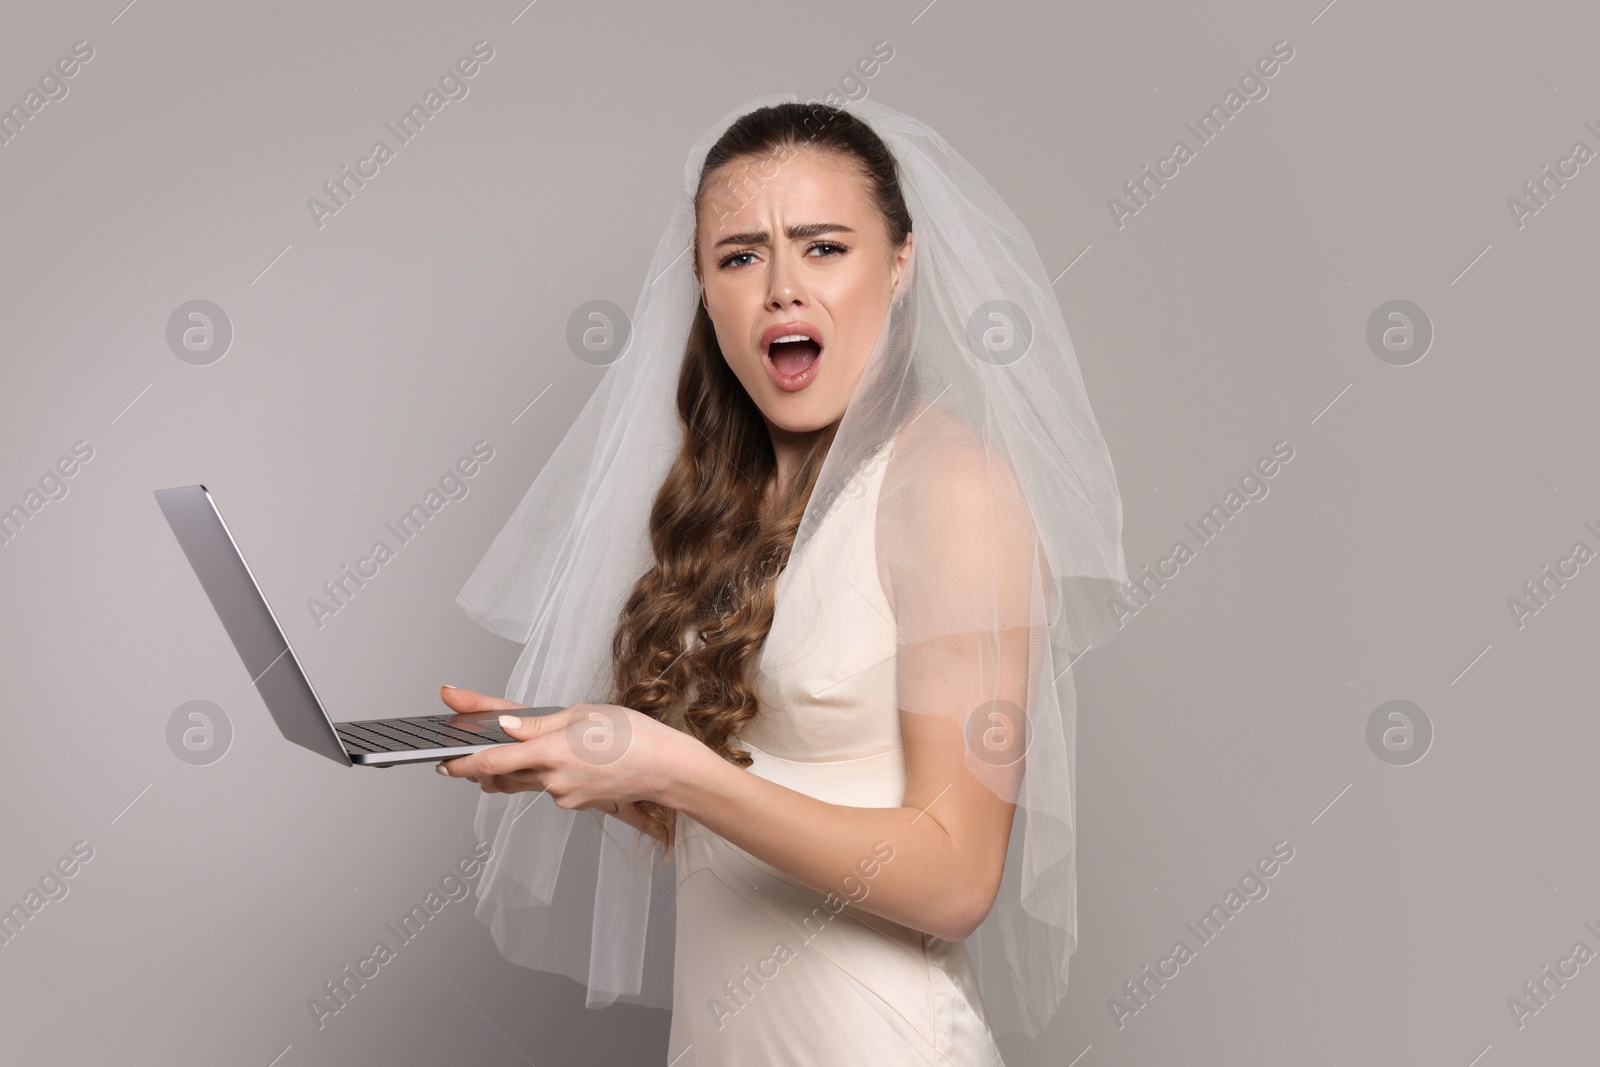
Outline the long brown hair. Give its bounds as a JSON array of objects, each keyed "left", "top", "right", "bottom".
[{"left": 605, "top": 102, "right": 915, "bottom": 852}]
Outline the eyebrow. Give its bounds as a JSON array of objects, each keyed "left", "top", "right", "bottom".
[{"left": 713, "top": 222, "right": 857, "bottom": 249}]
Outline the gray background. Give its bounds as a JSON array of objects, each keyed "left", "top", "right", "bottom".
[{"left": 2, "top": 0, "right": 1595, "bottom": 1064}]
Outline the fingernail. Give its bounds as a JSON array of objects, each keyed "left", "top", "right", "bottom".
[
  {"left": 436, "top": 764, "right": 449, "bottom": 775},
  {"left": 441, "top": 684, "right": 458, "bottom": 690},
  {"left": 498, "top": 714, "right": 521, "bottom": 730}
]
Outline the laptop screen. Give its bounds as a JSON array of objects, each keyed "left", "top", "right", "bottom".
[{"left": 154, "top": 485, "right": 350, "bottom": 766}]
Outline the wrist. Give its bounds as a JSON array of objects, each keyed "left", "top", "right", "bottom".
[{"left": 657, "top": 728, "right": 717, "bottom": 814}]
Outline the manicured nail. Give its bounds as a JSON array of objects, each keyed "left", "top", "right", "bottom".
[
  {"left": 435, "top": 764, "right": 449, "bottom": 775},
  {"left": 498, "top": 714, "right": 521, "bottom": 731},
  {"left": 441, "top": 684, "right": 458, "bottom": 689}
]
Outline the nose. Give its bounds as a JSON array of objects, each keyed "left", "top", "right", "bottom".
[{"left": 765, "top": 249, "right": 809, "bottom": 311}]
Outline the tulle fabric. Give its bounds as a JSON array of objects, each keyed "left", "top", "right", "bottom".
[{"left": 454, "top": 92, "right": 1128, "bottom": 1040}]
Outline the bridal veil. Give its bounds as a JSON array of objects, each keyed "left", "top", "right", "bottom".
[{"left": 453, "top": 92, "right": 1129, "bottom": 1040}]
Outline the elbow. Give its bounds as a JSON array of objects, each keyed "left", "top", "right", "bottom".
[{"left": 930, "top": 878, "right": 1001, "bottom": 942}]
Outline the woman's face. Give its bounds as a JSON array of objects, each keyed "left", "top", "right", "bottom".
[{"left": 694, "top": 146, "right": 912, "bottom": 436}]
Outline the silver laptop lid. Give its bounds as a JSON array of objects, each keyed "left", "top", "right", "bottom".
[{"left": 154, "top": 485, "right": 351, "bottom": 766}]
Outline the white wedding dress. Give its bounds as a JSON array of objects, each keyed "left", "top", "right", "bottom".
[{"left": 666, "top": 441, "right": 1008, "bottom": 1066}]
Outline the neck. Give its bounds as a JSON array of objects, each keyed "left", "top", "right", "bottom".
[{"left": 763, "top": 419, "right": 831, "bottom": 506}]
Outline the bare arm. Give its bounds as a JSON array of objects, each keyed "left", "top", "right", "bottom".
[{"left": 659, "top": 627, "right": 1024, "bottom": 942}]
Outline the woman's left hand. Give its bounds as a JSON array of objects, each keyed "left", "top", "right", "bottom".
[{"left": 436, "top": 700, "right": 694, "bottom": 812}]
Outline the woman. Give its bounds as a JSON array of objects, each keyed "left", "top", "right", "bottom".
[{"left": 437, "top": 95, "right": 1129, "bottom": 1064}]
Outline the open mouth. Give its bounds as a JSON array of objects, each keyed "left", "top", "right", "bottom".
[{"left": 765, "top": 336, "right": 822, "bottom": 378}]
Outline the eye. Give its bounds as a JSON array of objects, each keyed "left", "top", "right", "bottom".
[{"left": 716, "top": 241, "right": 849, "bottom": 270}]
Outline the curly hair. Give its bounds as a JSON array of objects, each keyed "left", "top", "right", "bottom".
[{"left": 605, "top": 101, "right": 915, "bottom": 853}]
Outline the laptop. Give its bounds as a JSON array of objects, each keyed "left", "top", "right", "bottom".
[{"left": 154, "top": 484, "right": 562, "bottom": 767}]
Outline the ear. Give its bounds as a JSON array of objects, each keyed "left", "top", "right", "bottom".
[{"left": 891, "top": 233, "right": 915, "bottom": 295}]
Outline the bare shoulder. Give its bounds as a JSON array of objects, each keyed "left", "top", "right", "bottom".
[
  {"left": 876, "top": 402, "right": 1043, "bottom": 622},
  {"left": 885, "top": 403, "right": 1026, "bottom": 515}
]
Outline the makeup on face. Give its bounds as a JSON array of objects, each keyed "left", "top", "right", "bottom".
[{"left": 696, "top": 149, "right": 905, "bottom": 435}]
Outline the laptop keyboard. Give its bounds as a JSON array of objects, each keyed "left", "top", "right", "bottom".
[{"left": 335, "top": 714, "right": 515, "bottom": 754}]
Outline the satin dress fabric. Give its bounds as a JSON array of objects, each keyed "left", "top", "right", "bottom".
[{"left": 667, "top": 442, "right": 1008, "bottom": 1066}]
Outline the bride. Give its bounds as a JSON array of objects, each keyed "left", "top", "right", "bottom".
[{"left": 436, "top": 94, "right": 1128, "bottom": 1065}]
